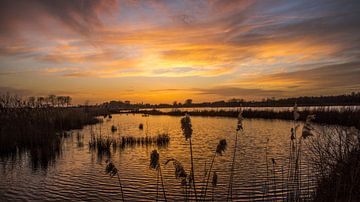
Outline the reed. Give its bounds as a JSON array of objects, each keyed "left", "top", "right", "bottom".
[
  {"left": 165, "top": 158, "right": 189, "bottom": 201},
  {"left": 89, "top": 133, "right": 170, "bottom": 154},
  {"left": 150, "top": 150, "right": 167, "bottom": 201},
  {"left": 202, "top": 139, "right": 227, "bottom": 200},
  {"left": 181, "top": 114, "right": 198, "bottom": 200},
  {"left": 265, "top": 138, "right": 270, "bottom": 198},
  {"left": 105, "top": 160, "right": 125, "bottom": 201},
  {"left": 119, "top": 133, "right": 170, "bottom": 149},
  {"left": 227, "top": 111, "right": 243, "bottom": 201},
  {"left": 111, "top": 125, "right": 118, "bottom": 133},
  {"left": 271, "top": 158, "right": 276, "bottom": 197},
  {"left": 211, "top": 171, "right": 217, "bottom": 202},
  {"left": 284, "top": 104, "right": 316, "bottom": 201}
]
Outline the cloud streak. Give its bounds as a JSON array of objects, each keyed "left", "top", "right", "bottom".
[{"left": 0, "top": 0, "right": 359, "bottom": 102}]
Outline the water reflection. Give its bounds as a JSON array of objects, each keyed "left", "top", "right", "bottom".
[{"left": 0, "top": 114, "right": 348, "bottom": 201}]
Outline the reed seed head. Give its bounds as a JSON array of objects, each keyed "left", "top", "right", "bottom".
[
  {"left": 181, "top": 114, "right": 193, "bottom": 140},
  {"left": 111, "top": 125, "right": 117, "bottom": 133},
  {"left": 293, "top": 103, "right": 300, "bottom": 121},
  {"left": 291, "top": 128, "right": 295, "bottom": 140},
  {"left": 306, "top": 114, "right": 316, "bottom": 123},
  {"left": 216, "top": 139, "right": 227, "bottom": 155},
  {"left": 165, "top": 158, "right": 187, "bottom": 179},
  {"left": 302, "top": 114, "right": 316, "bottom": 139},
  {"left": 237, "top": 110, "right": 243, "bottom": 131},
  {"left": 150, "top": 150, "right": 160, "bottom": 169},
  {"left": 105, "top": 161, "right": 118, "bottom": 177}
]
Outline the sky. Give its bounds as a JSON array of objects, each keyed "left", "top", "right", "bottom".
[{"left": 0, "top": 0, "right": 359, "bottom": 104}]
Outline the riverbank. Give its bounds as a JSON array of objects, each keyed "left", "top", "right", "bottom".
[{"left": 125, "top": 108, "right": 360, "bottom": 129}]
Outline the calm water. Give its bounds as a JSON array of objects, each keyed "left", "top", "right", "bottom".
[{"left": 0, "top": 114, "right": 322, "bottom": 201}]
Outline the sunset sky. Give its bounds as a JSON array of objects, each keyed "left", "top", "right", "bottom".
[{"left": 0, "top": 0, "right": 359, "bottom": 104}]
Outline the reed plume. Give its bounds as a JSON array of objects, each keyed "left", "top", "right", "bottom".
[
  {"left": 203, "top": 139, "right": 227, "bottom": 200},
  {"left": 105, "top": 160, "right": 125, "bottom": 201},
  {"left": 165, "top": 158, "right": 189, "bottom": 201},
  {"left": 180, "top": 114, "right": 198, "bottom": 200},
  {"left": 111, "top": 125, "right": 117, "bottom": 133},
  {"left": 287, "top": 102, "right": 316, "bottom": 200},
  {"left": 150, "top": 150, "right": 167, "bottom": 201},
  {"left": 227, "top": 110, "right": 243, "bottom": 201}
]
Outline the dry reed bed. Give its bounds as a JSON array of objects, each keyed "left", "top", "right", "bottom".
[{"left": 0, "top": 95, "right": 111, "bottom": 169}]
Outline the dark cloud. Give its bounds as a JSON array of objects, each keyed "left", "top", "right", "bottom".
[
  {"left": 0, "top": 0, "right": 117, "bottom": 36},
  {"left": 224, "top": 0, "right": 360, "bottom": 55},
  {"left": 267, "top": 62, "right": 360, "bottom": 89},
  {"left": 195, "top": 62, "right": 360, "bottom": 99},
  {"left": 0, "top": 45, "right": 41, "bottom": 58}
]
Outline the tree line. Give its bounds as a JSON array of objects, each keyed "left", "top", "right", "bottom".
[{"left": 101, "top": 92, "right": 360, "bottom": 109}]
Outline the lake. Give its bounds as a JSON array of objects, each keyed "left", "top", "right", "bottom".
[{"left": 0, "top": 114, "right": 330, "bottom": 201}]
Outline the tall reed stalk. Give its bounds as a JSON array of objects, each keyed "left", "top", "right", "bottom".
[
  {"left": 105, "top": 160, "right": 125, "bottom": 201},
  {"left": 212, "top": 171, "right": 217, "bottom": 202},
  {"left": 287, "top": 103, "right": 315, "bottom": 201},
  {"left": 150, "top": 150, "right": 167, "bottom": 201},
  {"left": 227, "top": 110, "right": 243, "bottom": 201},
  {"left": 165, "top": 158, "right": 189, "bottom": 201},
  {"left": 181, "top": 114, "right": 198, "bottom": 200},
  {"left": 203, "top": 139, "right": 227, "bottom": 200},
  {"left": 265, "top": 138, "right": 270, "bottom": 198},
  {"left": 272, "top": 158, "right": 276, "bottom": 197}
]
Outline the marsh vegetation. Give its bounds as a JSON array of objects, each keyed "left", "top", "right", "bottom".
[{"left": 0, "top": 94, "right": 359, "bottom": 201}]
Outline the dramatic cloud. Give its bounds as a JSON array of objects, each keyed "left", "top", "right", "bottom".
[
  {"left": 0, "top": 0, "right": 359, "bottom": 103},
  {"left": 0, "top": 0, "right": 117, "bottom": 36}
]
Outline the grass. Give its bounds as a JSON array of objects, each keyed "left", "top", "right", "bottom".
[{"left": 307, "top": 126, "right": 360, "bottom": 201}]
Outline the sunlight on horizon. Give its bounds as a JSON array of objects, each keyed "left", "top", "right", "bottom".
[{"left": 0, "top": 0, "right": 359, "bottom": 104}]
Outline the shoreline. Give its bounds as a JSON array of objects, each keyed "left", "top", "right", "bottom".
[{"left": 120, "top": 108, "right": 360, "bottom": 129}]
